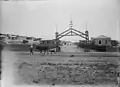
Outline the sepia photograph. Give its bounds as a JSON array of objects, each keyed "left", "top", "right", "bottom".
[{"left": 0, "top": 0, "right": 120, "bottom": 87}]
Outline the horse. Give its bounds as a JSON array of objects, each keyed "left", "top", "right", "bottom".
[
  {"left": 35, "top": 46, "right": 49, "bottom": 55},
  {"left": 48, "top": 48, "right": 56, "bottom": 55}
]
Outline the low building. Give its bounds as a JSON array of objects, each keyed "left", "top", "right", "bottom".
[
  {"left": 26, "top": 37, "right": 36, "bottom": 40},
  {"left": 91, "top": 35, "right": 111, "bottom": 46},
  {"left": 0, "top": 34, "right": 7, "bottom": 40},
  {"left": 34, "top": 38, "right": 42, "bottom": 41},
  {"left": 40, "top": 39, "right": 55, "bottom": 44},
  {"left": 7, "top": 34, "right": 18, "bottom": 40},
  {"left": 17, "top": 36, "right": 27, "bottom": 41},
  {"left": 39, "top": 39, "right": 56, "bottom": 47}
]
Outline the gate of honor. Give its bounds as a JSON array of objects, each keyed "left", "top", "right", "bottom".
[{"left": 55, "top": 21, "right": 89, "bottom": 52}]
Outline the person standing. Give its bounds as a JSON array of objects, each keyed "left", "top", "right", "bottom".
[{"left": 30, "top": 44, "right": 34, "bottom": 55}]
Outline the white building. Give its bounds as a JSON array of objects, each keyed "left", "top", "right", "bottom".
[{"left": 91, "top": 35, "right": 112, "bottom": 46}]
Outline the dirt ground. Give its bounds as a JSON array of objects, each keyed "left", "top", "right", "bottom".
[{"left": 1, "top": 44, "right": 120, "bottom": 87}]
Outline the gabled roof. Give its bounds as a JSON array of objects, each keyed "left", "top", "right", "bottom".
[{"left": 93, "top": 35, "right": 111, "bottom": 39}]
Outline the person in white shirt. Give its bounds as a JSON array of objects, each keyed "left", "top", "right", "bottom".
[{"left": 30, "top": 44, "right": 34, "bottom": 55}]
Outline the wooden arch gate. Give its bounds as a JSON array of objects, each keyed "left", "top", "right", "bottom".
[{"left": 55, "top": 21, "right": 89, "bottom": 52}]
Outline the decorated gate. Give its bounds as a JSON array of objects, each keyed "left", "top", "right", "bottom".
[{"left": 55, "top": 21, "right": 89, "bottom": 52}]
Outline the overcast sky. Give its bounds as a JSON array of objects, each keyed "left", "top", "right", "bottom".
[{"left": 1, "top": 0, "right": 120, "bottom": 41}]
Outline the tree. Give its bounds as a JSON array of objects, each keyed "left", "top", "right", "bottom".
[{"left": 111, "top": 40, "right": 119, "bottom": 46}]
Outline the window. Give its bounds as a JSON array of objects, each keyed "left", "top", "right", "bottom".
[
  {"left": 105, "top": 40, "right": 107, "bottom": 44},
  {"left": 99, "top": 40, "right": 101, "bottom": 44}
]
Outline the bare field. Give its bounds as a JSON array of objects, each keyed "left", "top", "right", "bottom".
[
  {"left": 8, "top": 51, "right": 120, "bottom": 85},
  {"left": 1, "top": 45, "right": 120, "bottom": 87}
]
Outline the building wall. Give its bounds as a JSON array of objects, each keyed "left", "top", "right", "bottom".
[
  {"left": 17, "top": 36, "right": 27, "bottom": 41},
  {"left": 40, "top": 40, "right": 56, "bottom": 47},
  {"left": 93, "top": 38, "right": 111, "bottom": 46}
]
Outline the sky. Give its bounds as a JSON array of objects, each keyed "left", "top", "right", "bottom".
[{"left": 1, "top": 0, "right": 120, "bottom": 42}]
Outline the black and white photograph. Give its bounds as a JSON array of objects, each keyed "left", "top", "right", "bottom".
[{"left": 0, "top": 0, "right": 120, "bottom": 87}]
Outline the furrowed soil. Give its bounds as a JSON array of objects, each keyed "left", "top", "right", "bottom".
[{"left": 1, "top": 44, "right": 120, "bottom": 87}]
